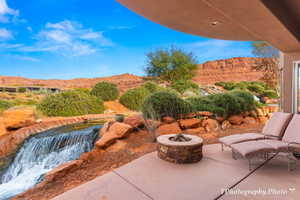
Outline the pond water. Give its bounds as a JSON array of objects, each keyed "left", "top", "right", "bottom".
[{"left": 0, "top": 122, "right": 102, "bottom": 200}]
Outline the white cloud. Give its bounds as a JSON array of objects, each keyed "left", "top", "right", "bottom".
[
  {"left": 26, "top": 26, "right": 32, "bottom": 32},
  {"left": 19, "top": 20, "right": 114, "bottom": 56},
  {"left": 80, "top": 32, "right": 100, "bottom": 39},
  {"left": 0, "top": 0, "right": 19, "bottom": 23},
  {"left": 108, "top": 25, "right": 135, "bottom": 30},
  {"left": 13, "top": 55, "right": 40, "bottom": 62},
  {"left": 0, "top": 43, "right": 22, "bottom": 48},
  {"left": 0, "top": 28, "right": 12, "bottom": 40}
]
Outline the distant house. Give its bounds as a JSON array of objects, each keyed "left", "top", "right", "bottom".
[{"left": 0, "top": 86, "right": 61, "bottom": 93}]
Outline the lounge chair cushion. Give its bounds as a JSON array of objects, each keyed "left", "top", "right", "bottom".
[
  {"left": 219, "top": 133, "right": 264, "bottom": 146},
  {"left": 282, "top": 114, "right": 300, "bottom": 144},
  {"left": 261, "top": 112, "right": 293, "bottom": 138},
  {"left": 219, "top": 112, "right": 292, "bottom": 147},
  {"left": 260, "top": 140, "right": 289, "bottom": 152},
  {"left": 231, "top": 141, "right": 276, "bottom": 159}
]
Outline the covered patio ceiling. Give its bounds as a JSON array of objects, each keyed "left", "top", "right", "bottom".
[{"left": 117, "top": 0, "right": 300, "bottom": 53}]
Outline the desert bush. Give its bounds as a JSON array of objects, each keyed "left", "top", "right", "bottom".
[
  {"left": 262, "top": 89, "right": 278, "bottom": 99},
  {"left": 12, "top": 99, "right": 39, "bottom": 106},
  {"left": 230, "top": 90, "right": 256, "bottom": 112},
  {"left": 210, "top": 93, "right": 243, "bottom": 117},
  {"left": 171, "top": 80, "right": 199, "bottom": 94},
  {"left": 182, "top": 89, "right": 198, "bottom": 98},
  {"left": 91, "top": 81, "right": 119, "bottom": 101},
  {"left": 186, "top": 96, "right": 226, "bottom": 117},
  {"left": 215, "top": 82, "right": 236, "bottom": 90},
  {"left": 119, "top": 87, "right": 150, "bottom": 111},
  {"left": 37, "top": 90, "right": 104, "bottom": 117},
  {"left": 187, "top": 91, "right": 256, "bottom": 118},
  {"left": 246, "top": 84, "right": 265, "bottom": 95},
  {"left": 0, "top": 100, "right": 13, "bottom": 113},
  {"left": 141, "top": 81, "right": 163, "bottom": 93},
  {"left": 74, "top": 88, "right": 91, "bottom": 94},
  {"left": 142, "top": 91, "right": 193, "bottom": 120},
  {"left": 216, "top": 81, "right": 278, "bottom": 99},
  {"left": 18, "top": 87, "right": 26, "bottom": 93}
]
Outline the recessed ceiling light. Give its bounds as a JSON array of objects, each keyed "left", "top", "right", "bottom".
[{"left": 211, "top": 21, "right": 219, "bottom": 26}]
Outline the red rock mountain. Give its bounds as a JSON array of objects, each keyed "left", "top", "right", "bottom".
[
  {"left": 0, "top": 57, "right": 265, "bottom": 91},
  {"left": 193, "top": 57, "right": 264, "bottom": 85},
  {"left": 0, "top": 73, "right": 144, "bottom": 93}
]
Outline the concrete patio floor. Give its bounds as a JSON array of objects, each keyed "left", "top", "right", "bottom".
[{"left": 53, "top": 144, "right": 300, "bottom": 200}]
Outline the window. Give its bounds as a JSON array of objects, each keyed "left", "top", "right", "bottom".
[{"left": 293, "top": 61, "right": 300, "bottom": 113}]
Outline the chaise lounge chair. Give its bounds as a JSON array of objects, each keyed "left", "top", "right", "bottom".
[
  {"left": 231, "top": 114, "right": 300, "bottom": 171},
  {"left": 218, "top": 112, "right": 293, "bottom": 151}
]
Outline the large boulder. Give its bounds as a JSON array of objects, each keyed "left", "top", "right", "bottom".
[
  {"left": 242, "top": 117, "right": 257, "bottom": 125},
  {"left": 162, "top": 116, "right": 175, "bottom": 124},
  {"left": 124, "top": 114, "right": 144, "bottom": 128},
  {"left": 255, "top": 108, "right": 265, "bottom": 117},
  {"left": 221, "top": 120, "right": 231, "bottom": 130},
  {"left": 156, "top": 122, "right": 182, "bottom": 135},
  {"left": 96, "top": 122, "right": 133, "bottom": 149},
  {"left": 0, "top": 117, "right": 7, "bottom": 136},
  {"left": 43, "top": 160, "right": 83, "bottom": 183},
  {"left": 228, "top": 115, "right": 244, "bottom": 125},
  {"left": 184, "top": 127, "right": 206, "bottom": 135},
  {"left": 196, "top": 111, "right": 213, "bottom": 117},
  {"left": 202, "top": 119, "right": 219, "bottom": 132},
  {"left": 179, "top": 118, "right": 202, "bottom": 129},
  {"left": 258, "top": 116, "right": 268, "bottom": 124},
  {"left": 3, "top": 108, "right": 36, "bottom": 131}
]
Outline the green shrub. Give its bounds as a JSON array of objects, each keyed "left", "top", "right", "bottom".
[
  {"left": 160, "top": 87, "right": 181, "bottom": 96},
  {"left": 215, "top": 82, "right": 226, "bottom": 88},
  {"left": 262, "top": 90, "right": 278, "bottom": 99},
  {"left": 215, "top": 82, "right": 237, "bottom": 90},
  {"left": 230, "top": 90, "right": 256, "bottom": 112},
  {"left": 186, "top": 96, "right": 225, "bottom": 117},
  {"left": 246, "top": 84, "right": 265, "bottom": 95},
  {"left": 182, "top": 89, "right": 198, "bottom": 98},
  {"left": 74, "top": 88, "right": 91, "bottom": 94},
  {"left": 142, "top": 91, "right": 193, "bottom": 120},
  {"left": 211, "top": 93, "right": 244, "bottom": 117},
  {"left": 0, "top": 100, "right": 13, "bottom": 113},
  {"left": 18, "top": 87, "right": 26, "bottom": 93},
  {"left": 12, "top": 99, "right": 39, "bottom": 106},
  {"left": 141, "top": 81, "right": 163, "bottom": 93},
  {"left": 171, "top": 80, "right": 199, "bottom": 94},
  {"left": 187, "top": 91, "right": 257, "bottom": 118},
  {"left": 91, "top": 81, "right": 119, "bottom": 101},
  {"left": 37, "top": 90, "right": 104, "bottom": 117},
  {"left": 119, "top": 87, "right": 150, "bottom": 111}
]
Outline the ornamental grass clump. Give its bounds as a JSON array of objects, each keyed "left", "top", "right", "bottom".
[{"left": 37, "top": 90, "right": 105, "bottom": 117}]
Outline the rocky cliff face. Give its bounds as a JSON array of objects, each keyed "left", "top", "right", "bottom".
[
  {"left": 193, "top": 57, "right": 264, "bottom": 85},
  {"left": 0, "top": 57, "right": 267, "bottom": 91}
]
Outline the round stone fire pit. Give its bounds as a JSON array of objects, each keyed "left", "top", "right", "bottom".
[{"left": 157, "top": 134, "right": 203, "bottom": 164}]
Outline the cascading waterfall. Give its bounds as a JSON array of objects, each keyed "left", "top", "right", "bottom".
[{"left": 0, "top": 124, "right": 100, "bottom": 200}]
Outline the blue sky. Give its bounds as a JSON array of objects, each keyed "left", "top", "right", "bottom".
[{"left": 0, "top": 0, "right": 255, "bottom": 79}]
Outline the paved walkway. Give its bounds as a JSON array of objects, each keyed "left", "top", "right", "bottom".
[{"left": 53, "top": 144, "right": 300, "bottom": 200}]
